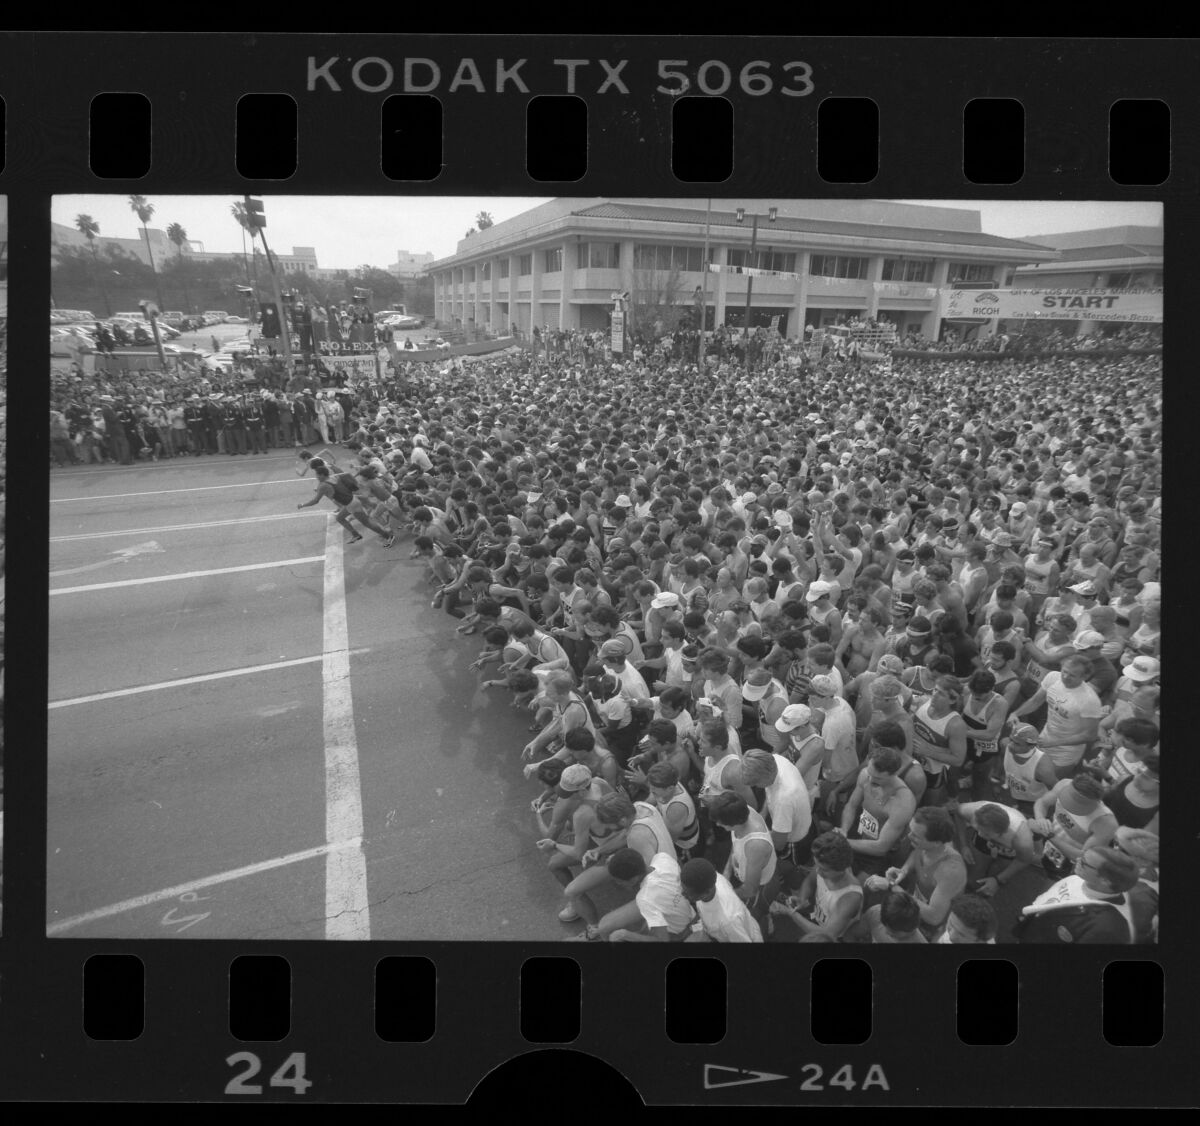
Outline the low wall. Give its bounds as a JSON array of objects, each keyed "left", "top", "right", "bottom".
[
  {"left": 891, "top": 346, "right": 1161, "bottom": 361},
  {"left": 389, "top": 336, "right": 518, "bottom": 363}
]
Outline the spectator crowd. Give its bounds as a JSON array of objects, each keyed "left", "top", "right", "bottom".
[{"left": 49, "top": 331, "right": 1162, "bottom": 945}]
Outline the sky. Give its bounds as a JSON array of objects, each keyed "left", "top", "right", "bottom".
[{"left": 51, "top": 196, "right": 1161, "bottom": 271}]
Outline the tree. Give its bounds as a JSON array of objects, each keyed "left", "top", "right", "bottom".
[
  {"left": 128, "top": 194, "right": 165, "bottom": 311},
  {"left": 74, "top": 213, "right": 111, "bottom": 316},
  {"left": 631, "top": 262, "right": 688, "bottom": 340},
  {"left": 475, "top": 211, "right": 494, "bottom": 230},
  {"left": 166, "top": 222, "right": 193, "bottom": 313},
  {"left": 230, "top": 201, "right": 256, "bottom": 289}
]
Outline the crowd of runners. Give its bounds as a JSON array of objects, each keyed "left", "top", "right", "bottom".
[
  {"left": 49, "top": 329, "right": 1162, "bottom": 945},
  {"left": 370, "top": 341, "right": 1160, "bottom": 944}
]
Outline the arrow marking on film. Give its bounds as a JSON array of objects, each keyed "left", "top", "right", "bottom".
[
  {"left": 703, "top": 1065, "right": 789, "bottom": 1090},
  {"left": 50, "top": 540, "right": 164, "bottom": 577}
]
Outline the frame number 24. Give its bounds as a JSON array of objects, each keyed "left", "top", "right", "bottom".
[{"left": 225, "top": 1052, "right": 312, "bottom": 1096}]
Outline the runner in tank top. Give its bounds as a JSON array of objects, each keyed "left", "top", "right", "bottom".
[
  {"left": 1030, "top": 772, "right": 1120, "bottom": 880},
  {"left": 959, "top": 670, "right": 1008, "bottom": 795},
  {"left": 951, "top": 800, "right": 1038, "bottom": 897},
  {"left": 769, "top": 830, "right": 863, "bottom": 940},
  {"left": 999, "top": 722, "right": 1057, "bottom": 814},
  {"left": 840, "top": 744, "right": 918, "bottom": 878},
  {"left": 645, "top": 762, "right": 701, "bottom": 859},
  {"left": 910, "top": 678, "right": 968, "bottom": 805},
  {"left": 1103, "top": 759, "right": 1159, "bottom": 833}
]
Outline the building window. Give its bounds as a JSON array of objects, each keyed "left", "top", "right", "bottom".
[
  {"left": 544, "top": 248, "right": 563, "bottom": 273},
  {"left": 499, "top": 259, "right": 510, "bottom": 278},
  {"left": 481, "top": 262, "right": 491, "bottom": 281},
  {"left": 579, "top": 241, "right": 620, "bottom": 269},
  {"left": 728, "top": 248, "right": 796, "bottom": 272},
  {"left": 465, "top": 266, "right": 475, "bottom": 282},
  {"left": 947, "top": 262, "right": 996, "bottom": 286},
  {"left": 809, "top": 254, "right": 869, "bottom": 279},
  {"left": 881, "top": 258, "right": 933, "bottom": 282},
  {"left": 633, "top": 244, "right": 710, "bottom": 273},
  {"left": 518, "top": 254, "right": 532, "bottom": 276},
  {"left": 1108, "top": 272, "right": 1132, "bottom": 287}
]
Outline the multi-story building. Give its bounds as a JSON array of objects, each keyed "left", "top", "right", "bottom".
[
  {"left": 426, "top": 198, "right": 1059, "bottom": 340},
  {"left": 388, "top": 250, "right": 434, "bottom": 279},
  {"left": 51, "top": 221, "right": 175, "bottom": 270}
]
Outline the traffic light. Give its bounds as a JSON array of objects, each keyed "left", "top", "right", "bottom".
[
  {"left": 244, "top": 196, "right": 266, "bottom": 231},
  {"left": 260, "top": 301, "right": 281, "bottom": 338}
]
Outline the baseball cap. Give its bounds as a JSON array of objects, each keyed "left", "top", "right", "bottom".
[
  {"left": 775, "top": 704, "right": 812, "bottom": 732},
  {"left": 599, "top": 639, "right": 627, "bottom": 658},
  {"left": 1007, "top": 721, "right": 1039, "bottom": 744},
  {"left": 774, "top": 510, "right": 794, "bottom": 528},
  {"left": 877, "top": 654, "right": 904, "bottom": 676},
  {"left": 1069, "top": 580, "right": 1098, "bottom": 596},
  {"left": 1009, "top": 501, "right": 1027, "bottom": 515},
  {"left": 650, "top": 591, "right": 680, "bottom": 610},
  {"left": 1124, "top": 656, "right": 1160, "bottom": 682},
  {"left": 806, "top": 580, "right": 834, "bottom": 603},
  {"left": 614, "top": 494, "right": 633, "bottom": 508},
  {"left": 1072, "top": 630, "right": 1106, "bottom": 650},
  {"left": 906, "top": 617, "right": 933, "bottom": 637},
  {"left": 559, "top": 764, "right": 592, "bottom": 792},
  {"left": 809, "top": 674, "right": 838, "bottom": 698},
  {"left": 739, "top": 491, "right": 759, "bottom": 506},
  {"left": 740, "top": 668, "right": 776, "bottom": 701}
]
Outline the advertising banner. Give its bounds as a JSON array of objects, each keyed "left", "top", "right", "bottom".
[
  {"left": 321, "top": 355, "right": 377, "bottom": 378},
  {"left": 941, "top": 287, "right": 1162, "bottom": 323},
  {"left": 611, "top": 310, "right": 625, "bottom": 354}
]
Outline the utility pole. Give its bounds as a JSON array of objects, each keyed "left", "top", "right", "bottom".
[
  {"left": 244, "top": 196, "right": 294, "bottom": 373},
  {"left": 697, "top": 197, "right": 711, "bottom": 369},
  {"left": 140, "top": 298, "right": 169, "bottom": 372},
  {"left": 736, "top": 205, "right": 776, "bottom": 371}
]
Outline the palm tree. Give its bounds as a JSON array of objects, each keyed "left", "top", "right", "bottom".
[
  {"left": 128, "top": 194, "right": 165, "bottom": 311},
  {"left": 166, "top": 222, "right": 193, "bottom": 314},
  {"left": 475, "top": 211, "right": 494, "bottom": 230},
  {"left": 74, "top": 213, "right": 112, "bottom": 316},
  {"left": 231, "top": 201, "right": 259, "bottom": 292}
]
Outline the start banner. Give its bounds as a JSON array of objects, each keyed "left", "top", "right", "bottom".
[{"left": 941, "top": 287, "right": 1162, "bottom": 323}]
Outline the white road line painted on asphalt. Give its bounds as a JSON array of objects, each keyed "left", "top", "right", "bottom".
[
  {"left": 48, "top": 650, "right": 370, "bottom": 708},
  {"left": 322, "top": 514, "right": 371, "bottom": 940},
  {"left": 50, "top": 555, "right": 325, "bottom": 595},
  {"left": 51, "top": 511, "right": 324, "bottom": 542},
  {"left": 46, "top": 840, "right": 360, "bottom": 935},
  {"left": 51, "top": 479, "right": 301, "bottom": 503}
]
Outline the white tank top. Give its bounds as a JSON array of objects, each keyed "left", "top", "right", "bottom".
[
  {"left": 701, "top": 751, "right": 741, "bottom": 800},
  {"left": 912, "top": 701, "right": 957, "bottom": 777},
  {"left": 1004, "top": 746, "right": 1049, "bottom": 801},
  {"left": 731, "top": 824, "right": 777, "bottom": 886},
  {"left": 813, "top": 877, "right": 863, "bottom": 929},
  {"left": 632, "top": 800, "right": 675, "bottom": 859}
]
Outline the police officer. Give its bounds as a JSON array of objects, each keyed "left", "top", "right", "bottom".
[
  {"left": 243, "top": 393, "right": 266, "bottom": 454},
  {"left": 116, "top": 397, "right": 139, "bottom": 463},
  {"left": 261, "top": 391, "right": 280, "bottom": 449},
  {"left": 184, "top": 395, "right": 206, "bottom": 455},
  {"left": 223, "top": 394, "right": 248, "bottom": 455},
  {"left": 202, "top": 393, "right": 225, "bottom": 454}
]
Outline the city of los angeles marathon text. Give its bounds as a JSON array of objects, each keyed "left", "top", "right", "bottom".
[{"left": 306, "top": 57, "right": 815, "bottom": 97}]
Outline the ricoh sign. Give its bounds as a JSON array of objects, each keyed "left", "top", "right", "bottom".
[{"left": 941, "top": 287, "right": 1163, "bottom": 323}]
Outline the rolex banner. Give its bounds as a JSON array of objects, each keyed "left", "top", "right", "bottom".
[
  {"left": 941, "top": 287, "right": 1162, "bottom": 323},
  {"left": 311, "top": 317, "right": 379, "bottom": 355}
]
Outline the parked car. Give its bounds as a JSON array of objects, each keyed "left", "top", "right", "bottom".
[
  {"left": 204, "top": 310, "right": 230, "bottom": 325},
  {"left": 224, "top": 315, "right": 248, "bottom": 324}
]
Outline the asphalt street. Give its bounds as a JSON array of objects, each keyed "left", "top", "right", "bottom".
[{"left": 47, "top": 448, "right": 582, "bottom": 941}]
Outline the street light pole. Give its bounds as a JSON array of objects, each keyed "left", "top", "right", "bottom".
[
  {"left": 743, "top": 212, "right": 759, "bottom": 355},
  {"left": 697, "top": 197, "right": 711, "bottom": 370}
]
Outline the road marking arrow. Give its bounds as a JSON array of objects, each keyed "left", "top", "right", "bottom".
[
  {"left": 704, "top": 1065, "right": 789, "bottom": 1090},
  {"left": 50, "top": 540, "right": 165, "bottom": 577}
]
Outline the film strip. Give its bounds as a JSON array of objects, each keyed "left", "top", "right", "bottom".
[{"left": 1, "top": 33, "right": 1193, "bottom": 1106}]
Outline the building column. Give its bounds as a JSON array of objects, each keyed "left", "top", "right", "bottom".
[
  {"left": 530, "top": 247, "right": 544, "bottom": 335},
  {"left": 713, "top": 245, "right": 729, "bottom": 327},
  {"left": 617, "top": 238, "right": 635, "bottom": 332},
  {"left": 474, "top": 266, "right": 484, "bottom": 333},
  {"left": 791, "top": 252, "right": 810, "bottom": 339},
  {"left": 927, "top": 259, "right": 952, "bottom": 339},
  {"left": 489, "top": 258, "right": 499, "bottom": 332},
  {"left": 866, "top": 255, "right": 884, "bottom": 320},
  {"left": 559, "top": 239, "right": 572, "bottom": 330},
  {"left": 509, "top": 254, "right": 520, "bottom": 333}
]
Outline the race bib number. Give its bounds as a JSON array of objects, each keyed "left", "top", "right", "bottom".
[
  {"left": 1042, "top": 839, "right": 1067, "bottom": 869},
  {"left": 971, "top": 737, "right": 998, "bottom": 756},
  {"left": 1026, "top": 661, "right": 1047, "bottom": 684},
  {"left": 857, "top": 810, "right": 880, "bottom": 840},
  {"left": 1005, "top": 772, "right": 1031, "bottom": 799}
]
